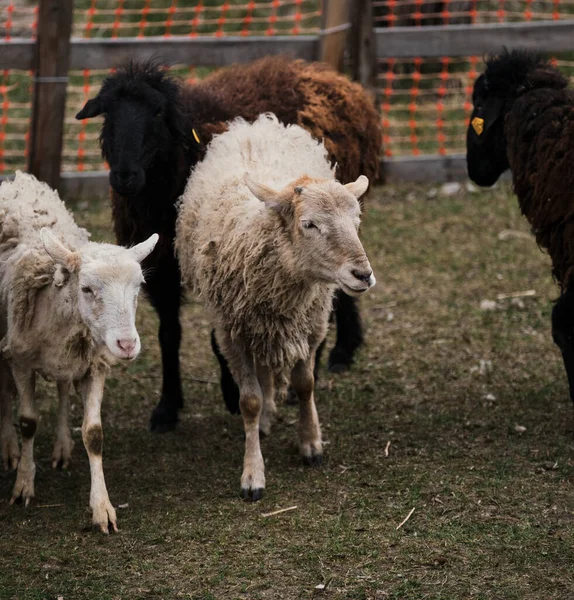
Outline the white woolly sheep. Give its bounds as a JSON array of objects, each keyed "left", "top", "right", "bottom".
[
  {"left": 0, "top": 172, "right": 157, "bottom": 533},
  {"left": 175, "top": 114, "right": 375, "bottom": 500}
]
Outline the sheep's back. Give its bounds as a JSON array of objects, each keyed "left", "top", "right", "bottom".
[
  {"left": 175, "top": 115, "right": 336, "bottom": 371},
  {"left": 506, "top": 87, "right": 574, "bottom": 289},
  {"left": 0, "top": 171, "right": 89, "bottom": 254},
  {"left": 192, "top": 55, "right": 382, "bottom": 185}
]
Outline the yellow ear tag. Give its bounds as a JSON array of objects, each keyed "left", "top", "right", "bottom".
[
  {"left": 192, "top": 128, "right": 201, "bottom": 144},
  {"left": 471, "top": 117, "right": 484, "bottom": 135}
]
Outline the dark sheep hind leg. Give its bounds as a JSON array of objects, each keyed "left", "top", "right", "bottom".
[
  {"left": 147, "top": 264, "right": 184, "bottom": 433},
  {"left": 211, "top": 330, "right": 240, "bottom": 414},
  {"left": 328, "top": 290, "right": 364, "bottom": 373},
  {"left": 552, "top": 290, "right": 574, "bottom": 405},
  {"left": 286, "top": 339, "right": 326, "bottom": 406}
]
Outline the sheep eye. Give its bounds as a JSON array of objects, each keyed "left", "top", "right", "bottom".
[
  {"left": 302, "top": 220, "right": 317, "bottom": 230},
  {"left": 81, "top": 286, "right": 93, "bottom": 295}
]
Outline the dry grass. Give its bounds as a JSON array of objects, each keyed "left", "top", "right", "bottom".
[{"left": 1, "top": 182, "right": 574, "bottom": 599}]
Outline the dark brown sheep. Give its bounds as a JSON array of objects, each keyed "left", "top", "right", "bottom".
[
  {"left": 77, "top": 56, "right": 382, "bottom": 432},
  {"left": 466, "top": 49, "right": 574, "bottom": 406}
]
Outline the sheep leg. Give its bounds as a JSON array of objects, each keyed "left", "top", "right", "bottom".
[
  {"left": 147, "top": 260, "right": 184, "bottom": 433},
  {"left": 328, "top": 290, "right": 363, "bottom": 373},
  {"left": 0, "top": 359, "right": 19, "bottom": 471},
  {"left": 239, "top": 375, "right": 265, "bottom": 501},
  {"left": 552, "top": 291, "right": 574, "bottom": 405},
  {"left": 80, "top": 370, "right": 118, "bottom": 534},
  {"left": 286, "top": 340, "right": 325, "bottom": 406},
  {"left": 292, "top": 358, "right": 323, "bottom": 466},
  {"left": 211, "top": 330, "right": 240, "bottom": 415},
  {"left": 256, "top": 362, "right": 276, "bottom": 437},
  {"left": 52, "top": 381, "right": 74, "bottom": 469},
  {"left": 10, "top": 367, "right": 36, "bottom": 506}
]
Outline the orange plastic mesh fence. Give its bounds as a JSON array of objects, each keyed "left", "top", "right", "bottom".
[
  {"left": 375, "top": 1, "right": 574, "bottom": 157},
  {"left": 2, "top": 1, "right": 574, "bottom": 175}
]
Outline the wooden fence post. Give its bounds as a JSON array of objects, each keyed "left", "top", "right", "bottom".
[
  {"left": 319, "top": 0, "right": 351, "bottom": 72},
  {"left": 349, "top": 0, "right": 378, "bottom": 95},
  {"left": 28, "top": 0, "right": 73, "bottom": 191}
]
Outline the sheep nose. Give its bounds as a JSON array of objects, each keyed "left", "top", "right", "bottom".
[
  {"left": 351, "top": 268, "right": 373, "bottom": 283},
  {"left": 117, "top": 338, "right": 137, "bottom": 354},
  {"left": 117, "top": 169, "right": 137, "bottom": 184}
]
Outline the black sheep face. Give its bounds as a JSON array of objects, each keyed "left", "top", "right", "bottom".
[
  {"left": 76, "top": 63, "right": 186, "bottom": 197},
  {"left": 466, "top": 73, "right": 510, "bottom": 187}
]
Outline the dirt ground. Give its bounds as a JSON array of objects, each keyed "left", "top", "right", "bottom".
[{"left": 1, "top": 182, "right": 573, "bottom": 600}]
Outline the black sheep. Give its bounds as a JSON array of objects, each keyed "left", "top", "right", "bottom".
[
  {"left": 466, "top": 49, "right": 574, "bottom": 405},
  {"left": 77, "top": 58, "right": 382, "bottom": 432}
]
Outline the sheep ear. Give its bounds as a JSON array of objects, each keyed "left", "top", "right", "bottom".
[
  {"left": 244, "top": 173, "right": 281, "bottom": 209},
  {"left": 344, "top": 175, "right": 369, "bottom": 199},
  {"left": 40, "top": 228, "right": 81, "bottom": 273},
  {"left": 76, "top": 97, "right": 103, "bottom": 120},
  {"left": 130, "top": 233, "right": 159, "bottom": 263},
  {"left": 470, "top": 92, "right": 504, "bottom": 144}
]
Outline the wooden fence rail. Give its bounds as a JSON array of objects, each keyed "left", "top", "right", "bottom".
[{"left": 0, "top": 0, "right": 573, "bottom": 192}]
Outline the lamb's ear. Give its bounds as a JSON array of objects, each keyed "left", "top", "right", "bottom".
[
  {"left": 130, "top": 233, "right": 159, "bottom": 263},
  {"left": 40, "top": 228, "right": 82, "bottom": 273},
  {"left": 344, "top": 175, "right": 369, "bottom": 199},
  {"left": 76, "top": 97, "right": 103, "bottom": 120},
  {"left": 244, "top": 173, "right": 284, "bottom": 209}
]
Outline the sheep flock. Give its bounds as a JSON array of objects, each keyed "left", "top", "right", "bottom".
[{"left": 1, "top": 47, "right": 574, "bottom": 539}]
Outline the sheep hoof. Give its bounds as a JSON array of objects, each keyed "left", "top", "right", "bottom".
[
  {"left": 10, "top": 466, "right": 35, "bottom": 507},
  {"left": 240, "top": 487, "right": 264, "bottom": 502},
  {"left": 328, "top": 362, "right": 349, "bottom": 374},
  {"left": 149, "top": 404, "right": 179, "bottom": 433},
  {"left": 52, "top": 435, "right": 74, "bottom": 470},
  {"left": 328, "top": 348, "right": 353, "bottom": 373},
  {"left": 302, "top": 454, "right": 323, "bottom": 467},
  {"left": 91, "top": 499, "right": 119, "bottom": 535}
]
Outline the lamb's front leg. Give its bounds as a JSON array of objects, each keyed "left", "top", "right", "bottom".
[
  {"left": 292, "top": 358, "right": 323, "bottom": 466},
  {"left": 0, "top": 360, "right": 19, "bottom": 470},
  {"left": 256, "top": 363, "right": 276, "bottom": 437},
  {"left": 80, "top": 370, "right": 117, "bottom": 534},
  {"left": 52, "top": 381, "right": 74, "bottom": 469},
  {"left": 239, "top": 374, "right": 266, "bottom": 500},
  {"left": 10, "top": 367, "right": 37, "bottom": 505}
]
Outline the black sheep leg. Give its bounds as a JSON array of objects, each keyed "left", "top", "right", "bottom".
[
  {"left": 147, "top": 260, "right": 184, "bottom": 433},
  {"left": 211, "top": 330, "right": 240, "bottom": 414},
  {"left": 328, "top": 290, "right": 364, "bottom": 373},
  {"left": 552, "top": 290, "right": 574, "bottom": 405}
]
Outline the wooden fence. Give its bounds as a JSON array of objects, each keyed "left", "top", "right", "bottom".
[{"left": 4, "top": 0, "right": 574, "bottom": 194}]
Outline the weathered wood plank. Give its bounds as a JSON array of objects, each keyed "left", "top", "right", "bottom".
[
  {"left": 28, "top": 0, "right": 73, "bottom": 190},
  {"left": 384, "top": 154, "right": 468, "bottom": 183},
  {"left": 68, "top": 35, "right": 319, "bottom": 70},
  {"left": 59, "top": 171, "right": 110, "bottom": 198},
  {"left": 0, "top": 40, "right": 35, "bottom": 69},
  {"left": 376, "top": 20, "right": 574, "bottom": 58}
]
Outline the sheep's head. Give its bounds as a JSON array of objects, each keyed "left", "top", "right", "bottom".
[
  {"left": 41, "top": 228, "right": 159, "bottom": 361},
  {"left": 75, "top": 61, "right": 198, "bottom": 197},
  {"left": 466, "top": 71, "right": 510, "bottom": 187},
  {"left": 245, "top": 174, "right": 375, "bottom": 297},
  {"left": 466, "top": 49, "right": 568, "bottom": 187}
]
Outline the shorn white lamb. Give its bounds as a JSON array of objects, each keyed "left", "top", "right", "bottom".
[
  {"left": 0, "top": 172, "right": 157, "bottom": 533},
  {"left": 176, "top": 114, "right": 375, "bottom": 500}
]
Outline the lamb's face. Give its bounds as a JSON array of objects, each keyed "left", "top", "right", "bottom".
[
  {"left": 77, "top": 256, "right": 145, "bottom": 361},
  {"left": 293, "top": 178, "right": 376, "bottom": 296},
  {"left": 40, "top": 229, "right": 159, "bottom": 361},
  {"left": 245, "top": 174, "right": 376, "bottom": 297}
]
